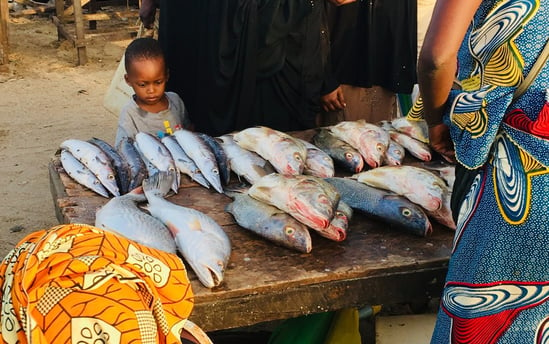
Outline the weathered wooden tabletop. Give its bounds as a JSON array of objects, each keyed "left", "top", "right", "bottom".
[{"left": 48, "top": 135, "right": 453, "bottom": 332}]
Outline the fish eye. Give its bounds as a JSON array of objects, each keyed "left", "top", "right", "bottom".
[
  {"left": 108, "top": 174, "right": 115, "bottom": 180},
  {"left": 376, "top": 143, "right": 384, "bottom": 152},
  {"left": 401, "top": 208, "right": 412, "bottom": 217},
  {"left": 212, "top": 168, "right": 219, "bottom": 175},
  {"left": 345, "top": 152, "right": 353, "bottom": 160},
  {"left": 285, "top": 227, "right": 295, "bottom": 235},
  {"left": 336, "top": 211, "right": 345, "bottom": 219},
  {"left": 294, "top": 153, "right": 302, "bottom": 161}
]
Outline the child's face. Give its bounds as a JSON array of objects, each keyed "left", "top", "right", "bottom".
[{"left": 125, "top": 57, "right": 168, "bottom": 107}]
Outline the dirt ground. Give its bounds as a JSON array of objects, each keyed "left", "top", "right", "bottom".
[{"left": 0, "top": 12, "right": 135, "bottom": 257}]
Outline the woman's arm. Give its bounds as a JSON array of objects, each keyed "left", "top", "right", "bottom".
[{"left": 417, "top": 0, "right": 482, "bottom": 162}]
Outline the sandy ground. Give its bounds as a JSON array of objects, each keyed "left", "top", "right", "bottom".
[{"left": 0, "top": 13, "right": 134, "bottom": 257}]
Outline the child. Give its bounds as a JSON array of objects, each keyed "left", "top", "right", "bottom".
[{"left": 114, "top": 37, "right": 192, "bottom": 147}]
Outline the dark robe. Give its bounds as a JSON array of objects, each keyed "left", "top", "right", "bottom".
[{"left": 158, "top": 0, "right": 330, "bottom": 136}]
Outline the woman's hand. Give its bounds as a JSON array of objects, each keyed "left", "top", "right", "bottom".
[
  {"left": 429, "top": 123, "right": 456, "bottom": 163},
  {"left": 321, "top": 86, "right": 346, "bottom": 112}
]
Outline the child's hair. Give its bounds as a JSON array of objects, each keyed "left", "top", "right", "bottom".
[{"left": 124, "top": 37, "right": 165, "bottom": 72}]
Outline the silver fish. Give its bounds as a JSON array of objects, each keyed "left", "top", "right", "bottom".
[
  {"left": 330, "top": 120, "right": 390, "bottom": 169},
  {"left": 295, "top": 138, "right": 335, "bottom": 178},
  {"left": 353, "top": 165, "right": 447, "bottom": 212},
  {"left": 116, "top": 137, "right": 147, "bottom": 191},
  {"left": 325, "top": 200, "right": 353, "bottom": 242},
  {"left": 249, "top": 173, "right": 342, "bottom": 241},
  {"left": 60, "top": 149, "right": 109, "bottom": 198},
  {"left": 161, "top": 135, "right": 210, "bottom": 188},
  {"left": 426, "top": 189, "right": 456, "bottom": 230},
  {"left": 233, "top": 126, "right": 307, "bottom": 176},
  {"left": 133, "top": 140, "right": 160, "bottom": 178},
  {"left": 135, "top": 132, "right": 179, "bottom": 193},
  {"left": 390, "top": 116, "right": 429, "bottom": 144},
  {"left": 225, "top": 192, "right": 312, "bottom": 253},
  {"left": 325, "top": 177, "right": 432, "bottom": 237},
  {"left": 143, "top": 172, "right": 231, "bottom": 288},
  {"left": 95, "top": 188, "right": 177, "bottom": 253},
  {"left": 174, "top": 129, "right": 223, "bottom": 193},
  {"left": 197, "top": 133, "right": 231, "bottom": 185},
  {"left": 312, "top": 128, "right": 364, "bottom": 173},
  {"left": 88, "top": 137, "right": 131, "bottom": 195},
  {"left": 60, "top": 139, "right": 120, "bottom": 196},
  {"left": 218, "top": 134, "right": 275, "bottom": 185},
  {"left": 383, "top": 139, "right": 406, "bottom": 166},
  {"left": 389, "top": 130, "right": 431, "bottom": 162}
]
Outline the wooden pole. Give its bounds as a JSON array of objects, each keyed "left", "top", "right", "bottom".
[
  {"left": 0, "top": 0, "right": 9, "bottom": 65},
  {"left": 73, "top": 0, "right": 87, "bottom": 65}
]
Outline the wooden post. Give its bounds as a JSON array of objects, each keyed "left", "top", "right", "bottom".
[
  {"left": 73, "top": 0, "right": 87, "bottom": 65},
  {"left": 0, "top": 0, "right": 8, "bottom": 65},
  {"left": 55, "top": 0, "right": 64, "bottom": 41}
]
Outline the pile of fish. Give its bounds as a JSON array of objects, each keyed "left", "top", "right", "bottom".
[
  {"left": 59, "top": 129, "right": 233, "bottom": 197},
  {"left": 225, "top": 173, "right": 353, "bottom": 253},
  {"left": 95, "top": 172, "right": 231, "bottom": 289}
]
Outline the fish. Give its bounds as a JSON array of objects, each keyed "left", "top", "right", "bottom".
[
  {"left": 88, "top": 137, "right": 131, "bottom": 195},
  {"left": 415, "top": 160, "right": 456, "bottom": 189},
  {"left": 116, "top": 136, "right": 148, "bottom": 191},
  {"left": 233, "top": 126, "right": 307, "bottom": 176},
  {"left": 390, "top": 116, "right": 429, "bottom": 144},
  {"left": 326, "top": 200, "right": 353, "bottom": 242},
  {"left": 330, "top": 120, "right": 390, "bottom": 169},
  {"left": 95, "top": 187, "right": 177, "bottom": 253},
  {"left": 143, "top": 172, "right": 231, "bottom": 288},
  {"left": 60, "top": 139, "right": 120, "bottom": 196},
  {"left": 135, "top": 132, "right": 179, "bottom": 193},
  {"left": 60, "top": 149, "right": 109, "bottom": 198},
  {"left": 133, "top": 140, "right": 160, "bottom": 179},
  {"left": 383, "top": 139, "right": 406, "bottom": 166},
  {"left": 196, "top": 132, "right": 231, "bottom": 185},
  {"left": 311, "top": 128, "right": 364, "bottom": 173},
  {"left": 353, "top": 165, "right": 447, "bottom": 212},
  {"left": 389, "top": 130, "right": 431, "bottom": 162},
  {"left": 426, "top": 189, "right": 456, "bottom": 230},
  {"left": 248, "top": 173, "right": 343, "bottom": 241},
  {"left": 324, "top": 177, "right": 432, "bottom": 237},
  {"left": 173, "top": 129, "right": 223, "bottom": 193},
  {"left": 161, "top": 135, "right": 211, "bottom": 188},
  {"left": 295, "top": 138, "right": 335, "bottom": 178},
  {"left": 225, "top": 192, "right": 312, "bottom": 253},
  {"left": 218, "top": 134, "right": 275, "bottom": 185}
]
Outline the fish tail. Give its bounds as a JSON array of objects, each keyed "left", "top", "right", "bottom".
[{"left": 142, "top": 171, "right": 173, "bottom": 200}]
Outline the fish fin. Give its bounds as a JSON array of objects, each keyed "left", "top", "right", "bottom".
[{"left": 165, "top": 222, "right": 179, "bottom": 237}]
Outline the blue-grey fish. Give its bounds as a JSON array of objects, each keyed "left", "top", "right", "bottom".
[
  {"left": 143, "top": 172, "right": 231, "bottom": 288},
  {"left": 312, "top": 128, "right": 364, "bottom": 173},
  {"left": 383, "top": 139, "right": 406, "bottom": 166},
  {"left": 324, "top": 177, "right": 432, "bottom": 237},
  {"left": 60, "top": 149, "right": 109, "bottom": 198},
  {"left": 60, "top": 139, "right": 120, "bottom": 196},
  {"left": 88, "top": 137, "right": 131, "bottom": 194},
  {"left": 249, "top": 173, "right": 342, "bottom": 241},
  {"left": 217, "top": 134, "right": 275, "bottom": 185},
  {"left": 197, "top": 132, "right": 231, "bottom": 186},
  {"left": 135, "top": 132, "right": 179, "bottom": 193},
  {"left": 233, "top": 126, "right": 307, "bottom": 176},
  {"left": 161, "top": 135, "right": 210, "bottom": 188},
  {"left": 225, "top": 192, "right": 312, "bottom": 253},
  {"left": 353, "top": 165, "right": 447, "bottom": 212},
  {"left": 330, "top": 120, "right": 390, "bottom": 169},
  {"left": 116, "top": 137, "right": 147, "bottom": 190},
  {"left": 95, "top": 188, "right": 177, "bottom": 253},
  {"left": 173, "top": 129, "right": 223, "bottom": 193}
]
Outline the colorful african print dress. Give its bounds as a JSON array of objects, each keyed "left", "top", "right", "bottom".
[
  {"left": 0, "top": 224, "right": 195, "bottom": 344},
  {"left": 427, "top": 0, "right": 549, "bottom": 343}
]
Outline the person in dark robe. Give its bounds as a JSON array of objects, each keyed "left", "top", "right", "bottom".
[{"left": 158, "top": 0, "right": 336, "bottom": 136}]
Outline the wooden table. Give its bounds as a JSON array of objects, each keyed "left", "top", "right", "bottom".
[{"left": 49, "top": 153, "right": 453, "bottom": 332}]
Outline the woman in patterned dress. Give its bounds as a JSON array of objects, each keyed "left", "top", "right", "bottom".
[{"left": 418, "top": 0, "right": 549, "bottom": 342}]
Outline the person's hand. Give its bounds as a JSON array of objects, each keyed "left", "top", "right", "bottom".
[
  {"left": 428, "top": 123, "right": 456, "bottom": 163},
  {"left": 321, "top": 86, "right": 346, "bottom": 112},
  {"left": 327, "top": 0, "right": 357, "bottom": 6}
]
